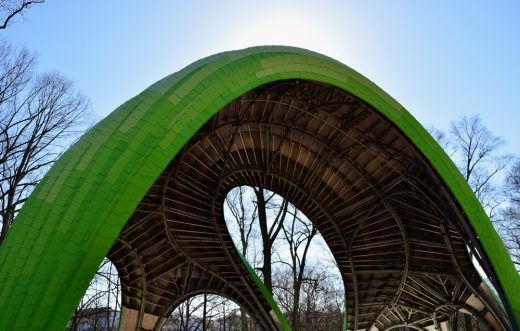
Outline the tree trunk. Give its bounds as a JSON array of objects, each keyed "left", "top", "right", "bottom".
[
  {"left": 184, "top": 300, "right": 190, "bottom": 331},
  {"left": 255, "top": 187, "right": 288, "bottom": 294},
  {"left": 240, "top": 307, "right": 249, "bottom": 331},
  {"left": 292, "top": 282, "right": 301, "bottom": 331},
  {"left": 256, "top": 188, "right": 273, "bottom": 292},
  {"left": 222, "top": 302, "right": 227, "bottom": 331},
  {"left": 202, "top": 293, "right": 207, "bottom": 331}
]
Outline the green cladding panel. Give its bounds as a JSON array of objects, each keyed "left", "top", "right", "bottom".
[{"left": 0, "top": 46, "right": 518, "bottom": 330}]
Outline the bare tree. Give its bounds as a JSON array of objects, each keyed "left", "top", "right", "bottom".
[
  {"left": 277, "top": 206, "right": 318, "bottom": 331},
  {"left": 0, "top": 0, "right": 44, "bottom": 29},
  {"left": 226, "top": 186, "right": 289, "bottom": 293},
  {"left": 254, "top": 187, "right": 288, "bottom": 293},
  {"left": 428, "top": 126, "right": 451, "bottom": 152},
  {"left": 225, "top": 186, "right": 260, "bottom": 331},
  {"left": 0, "top": 40, "right": 90, "bottom": 244},
  {"left": 299, "top": 267, "right": 344, "bottom": 331},
  {"left": 450, "top": 115, "right": 512, "bottom": 218},
  {"left": 431, "top": 115, "right": 520, "bottom": 273},
  {"left": 226, "top": 186, "right": 258, "bottom": 258},
  {"left": 163, "top": 294, "right": 248, "bottom": 331},
  {"left": 273, "top": 263, "right": 344, "bottom": 331},
  {"left": 431, "top": 115, "right": 512, "bottom": 219},
  {"left": 499, "top": 160, "right": 520, "bottom": 268},
  {"left": 225, "top": 186, "right": 345, "bottom": 330},
  {"left": 67, "top": 259, "right": 121, "bottom": 331}
]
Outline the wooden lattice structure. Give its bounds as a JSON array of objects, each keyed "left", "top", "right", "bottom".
[{"left": 109, "top": 80, "right": 511, "bottom": 331}]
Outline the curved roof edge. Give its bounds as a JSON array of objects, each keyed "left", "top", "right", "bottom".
[{"left": 0, "top": 46, "right": 517, "bottom": 329}]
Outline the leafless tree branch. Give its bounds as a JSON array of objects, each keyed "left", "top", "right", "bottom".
[
  {"left": 0, "top": 40, "right": 91, "bottom": 244},
  {"left": 0, "top": 0, "right": 44, "bottom": 29}
]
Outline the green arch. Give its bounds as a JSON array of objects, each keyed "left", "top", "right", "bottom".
[{"left": 0, "top": 46, "right": 518, "bottom": 330}]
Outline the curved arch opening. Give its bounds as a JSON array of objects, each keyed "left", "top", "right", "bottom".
[
  {"left": 224, "top": 185, "right": 346, "bottom": 330},
  {"left": 162, "top": 293, "right": 256, "bottom": 331},
  {"left": 67, "top": 258, "right": 122, "bottom": 331}
]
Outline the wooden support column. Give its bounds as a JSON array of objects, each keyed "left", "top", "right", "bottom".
[{"left": 119, "top": 306, "right": 165, "bottom": 331}]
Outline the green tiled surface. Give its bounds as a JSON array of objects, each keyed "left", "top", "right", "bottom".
[{"left": 0, "top": 46, "right": 518, "bottom": 330}]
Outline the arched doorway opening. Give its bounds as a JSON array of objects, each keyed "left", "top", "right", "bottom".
[
  {"left": 67, "top": 259, "right": 121, "bottom": 331},
  {"left": 162, "top": 293, "right": 255, "bottom": 331},
  {"left": 224, "top": 186, "right": 346, "bottom": 330}
]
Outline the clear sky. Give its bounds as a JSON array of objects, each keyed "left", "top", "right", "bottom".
[{"left": 3, "top": 1, "right": 520, "bottom": 154}]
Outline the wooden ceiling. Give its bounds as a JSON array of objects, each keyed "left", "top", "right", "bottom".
[{"left": 108, "top": 80, "right": 510, "bottom": 330}]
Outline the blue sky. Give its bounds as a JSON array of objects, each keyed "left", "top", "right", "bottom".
[{"left": 4, "top": 1, "right": 520, "bottom": 154}]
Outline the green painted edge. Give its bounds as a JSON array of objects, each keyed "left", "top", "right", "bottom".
[
  {"left": 343, "top": 302, "right": 348, "bottom": 331},
  {"left": 0, "top": 45, "right": 518, "bottom": 330},
  {"left": 237, "top": 253, "right": 292, "bottom": 331}
]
